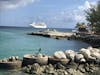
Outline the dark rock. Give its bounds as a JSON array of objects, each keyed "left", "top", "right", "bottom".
[
  {"left": 66, "top": 61, "right": 78, "bottom": 69},
  {"left": 44, "top": 64, "right": 55, "bottom": 74},
  {"left": 55, "top": 63, "right": 66, "bottom": 69},
  {"left": 67, "top": 68, "right": 84, "bottom": 75},
  {"left": 31, "top": 63, "right": 43, "bottom": 74},
  {"left": 78, "top": 64, "right": 85, "bottom": 73}
]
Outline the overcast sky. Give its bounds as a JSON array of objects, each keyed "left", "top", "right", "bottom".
[{"left": 0, "top": 0, "right": 98, "bottom": 28}]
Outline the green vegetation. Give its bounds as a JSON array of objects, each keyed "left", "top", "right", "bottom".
[
  {"left": 76, "top": 1, "right": 100, "bottom": 34},
  {"left": 85, "top": 1, "right": 100, "bottom": 33},
  {"left": 75, "top": 22, "right": 88, "bottom": 32}
]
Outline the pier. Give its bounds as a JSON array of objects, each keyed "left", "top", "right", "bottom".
[{"left": 28, "top": 29, "right": 74, "bottom": 39}]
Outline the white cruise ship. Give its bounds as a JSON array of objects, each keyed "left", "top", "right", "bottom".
[{"left": 30, "top": 22, "right": 47, "bottom": 28}]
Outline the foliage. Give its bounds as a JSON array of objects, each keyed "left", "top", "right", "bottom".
[
  {"left": 85, "top": 1, "right": 100, "bottom": 33},
  {"left": 76, "top": 22, "right": 88, "bottom": 32}
]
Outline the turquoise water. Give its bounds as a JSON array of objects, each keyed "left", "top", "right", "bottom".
[{"left": 0, "top": 27, "right": 90, "bottom": 75}]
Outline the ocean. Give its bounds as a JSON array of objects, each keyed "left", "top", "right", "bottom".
[{"left": 0, "top": 27, "right": 90, "bottom": 75}]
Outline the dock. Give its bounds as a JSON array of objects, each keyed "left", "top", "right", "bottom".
[{"left": 28, "top": 29, "right": 74, "bottom": 39}]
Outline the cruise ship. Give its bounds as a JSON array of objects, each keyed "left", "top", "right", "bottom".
[{"left": 30, "top": 22, "right": 47, "bottom": 28}]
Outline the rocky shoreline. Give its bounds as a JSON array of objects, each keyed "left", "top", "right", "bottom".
[
  {"left": 1, "top": 47, "right": 99, "bottom": 75},
  {"left": 28, "top": 29, "right": 100, "bottom": 48},
  {"left": 0, "top": 47, "right": 100, "bottom": 75},
  {"left": 21, "top": 47, "right": 100, "bottom": 75},
  {"left": 70, "top": 34, "right": 100, "bottom": 48}
]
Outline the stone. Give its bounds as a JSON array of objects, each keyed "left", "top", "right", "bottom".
[
  {"left": 95, "top": 58, "right": 100, "bottom": 64},
  {"left": 2, "top": 58, "right": 8, "bottom": 62},
  {"left": 27, "top": 65, "right": 32, "bottom": 70},
  {"left": 35, "top": 54, "right": 48, "bottom": 65},
  {"left": 60, "top": 58, "right": 69, "bottom": 65},
  {"left": 22, "top": 66, "right": 30, "bottom": 73},
  {"left": 80, "top": 58, "right": 86, "bottom": 63},
  {"left": 55, "top": 63, "right": 66, "bottom": 69},
  {"left": 75, "top": 53, "right": 85, "bottom": 63},
  {"left": 91, "top": 52, "right": 100, "bottom": 59},
  {"left": 65, "top": 50, "right": 76, "bottom": 61},
  {"left": 90, "top": 48, "right": 100, "bottom": 53},
  {"left": 84, "top": 64, "right": 90, "bottom": 72},
  {"left": 44, "top": 64, "right": 55, "bottom": 74},
  {"left": 15, "top": 56, "right": 19, "bottom": 60},
  {"left": 79, "top": 48, "right": 91, "bottom": 59},
  {"left": 67, "top": 68, "right": 84, "bottom": 75},
  {"left": 54, "top": 51, "right": 66, "bottom": 59},
  {"left": 91, "top": 69, "right": 100, "bottom": 75},
  {"left": 37, "top": 53, "right": 43, "bottom": 58},
  {"left": 66, "top": 61, "right": 78, "bottom": 69},
  {"left": 87, "top": 46, "right": 93, "bottom": 50},
  {"left": 56, "top": 69, "right": 68, "bottom": 75},
  {"left": 11, "top": 56, "right": 16, "bottom": 61},
  {"left": 78, "top": 65, "right": 85, "bottom": 73},
  {"left": 31, "top": 63, "right": 43, "bottom": 74}
]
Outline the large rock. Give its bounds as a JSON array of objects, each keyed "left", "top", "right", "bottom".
[
  {"left": 44, "top": 64, "right": 55, "bottom": 74},
  {"left": 23, "top": 54, "right": 48, "bottom": 66},
  {"left": 56, "top": 69, "right": 68, "bottom": 75},
  {"left": 35, "top": 54, "right": 48, "bottom": 65},
  {"left": 67, "top": 68, "right": 84, "bottom": 75},
  {"left": 65, "top": 50, "right": 76, "bottom": 61},
  {"left": 79, "top": 48, "right": 98, "bottom": 62},
  {"left": 91, "top": 52, "right": 100, "bottom": 59},
  {"left": 88, "top": 47, "right": 100, "bottom": 53},
  {"left": 53, "top": 51, "right": 66, "bottom": 59},
  {"left": 31, "top": 63, "right": 43, "bottom": 74},
  {"left": 75, "top": 53, "right": 86, "bottom": 63},
  {"left": 48, "top": 56, "right": 69, "bottom": 65},
  {"left": 79, "top": 48, "right": 91, "bottom": 59}
]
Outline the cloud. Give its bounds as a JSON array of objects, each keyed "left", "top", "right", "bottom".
[
  {"left": 78, "top": 0, "right": 96, "bottom": 10},
  {"left": 0, "top": 0, "right": 38, "bottom": 9},
  {"left": 44, "top": 0, "right": 97, "bottom": 28},
  {"left": 74, "top": 0, "right": 97, "bottom": 23},
  {"left": 78, "top": 1, "right": 91, "bottom": 10}
]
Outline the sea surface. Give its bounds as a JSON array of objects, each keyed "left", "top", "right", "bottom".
[{"left": 0, "top": 27, "right": 90, "bottom": 75}]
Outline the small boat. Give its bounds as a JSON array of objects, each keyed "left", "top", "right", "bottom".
[{"left": 30, "top": 22, "right": 47, "bottom": 28}]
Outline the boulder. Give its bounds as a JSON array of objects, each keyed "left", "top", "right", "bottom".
[
  {"left": 91, "top": 52, "right": 100, "bottom": 59},
  {"left": 56, "top": 69, "right": 68, "bottom": 75},
  {"left": 44, "top": 64, "right": 55, "bottom": 74},
  {"left": 88, "top": 47, "right": 100, "bottom": 53},
  {"left": 55, "top": 63, "right": 66, "bottom": 69},
  {"left": 75, "top": 53, "right": 86, "bottom": 63},
  {"left": 31, "top": 63, "right": 44, "bottom": 74},
  {"left": 23, "top": 54, "right": 48, "bottom": 66},
  {"left": 35, "top": 54, "right": 48, "bottom": 65},
  {"left": 78, "top": 64, "right": 86, "bottom": 73},
  {"left": 53, "top": 51, "right": 66, "bottom": 59},
  {"left": 79, "top": 48, "right": 91, "bottom": 59},
  {"left": 65, "top": 50, "right": 76, "bottom": 61},
  {"left": 80, "top": 58, "right": 86, "bottom": 63},
  {"left": 75, "top": 54, "right": 84, "bottom": 60},
  {"left": 15, "top": 56, "right": 19, "bottom": 60},
  {"left": 87, "top": 46, "right": 93, "bottom": 50},
  {"left": 2, "top": 59, "right": 8, "bottom": 62},
  {"left": 48, "top": 56, "right": 69, "bottom": 65},
  {"left": 67, "top": 68, "right": 84, "bottom": 75}
]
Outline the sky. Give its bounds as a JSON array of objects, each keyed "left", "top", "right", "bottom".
[{"left": 0, "top": 0, "right": 99, "bottom": 28}]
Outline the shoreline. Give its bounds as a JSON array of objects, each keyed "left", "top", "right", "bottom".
[
  {"left": 28, "top": 29, "right": 100, "bottom": 48},
  {"left": 0, "top": 47, "right": 100, "bottom": 75}
]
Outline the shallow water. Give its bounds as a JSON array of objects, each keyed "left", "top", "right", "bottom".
[{"left": 0, "top": 27, "right": 90, "bottom": 75}]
